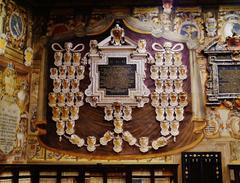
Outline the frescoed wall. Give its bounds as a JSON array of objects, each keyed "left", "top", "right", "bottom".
[{"left": 0, "top": 0, "right": 240, "bottom": 182}]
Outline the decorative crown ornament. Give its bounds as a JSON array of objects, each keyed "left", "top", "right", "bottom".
[
  {"left": 226, "top": 33, "right": 240, "bottom": 50},
  {"left": 110, "top": 24, "right": 125, "bottom": 46}
]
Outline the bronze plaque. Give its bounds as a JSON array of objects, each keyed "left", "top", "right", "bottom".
[
  {"left": 98, "top": 57, "right": 136, "bottom": 96},
  {"left": 218, "top": 65, "right": 240, "bottom": 94}
]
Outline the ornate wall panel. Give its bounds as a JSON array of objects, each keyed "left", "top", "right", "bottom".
[
  {"left": 36, "top": 20, "right": 205, "bottom": 160},
  {"left": 0, "top": 62, "right": 30, "bottom": 162},
  {"left": 218, "top": 6, "right": 240, "bottom": 43},
  {"left": 174, "top": 7, "right": 204, "bottom": 44}
]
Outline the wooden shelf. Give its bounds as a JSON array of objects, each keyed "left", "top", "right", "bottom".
[{"left": 0, "top": 164, "right": 178, "bottom": 183}]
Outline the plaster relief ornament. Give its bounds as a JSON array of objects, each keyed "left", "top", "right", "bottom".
[
  {"left": 160, "top": 66, "right": 168, "bottom": 80},
  {"left": 66, "top": 120, "right": 75, "bottom": 135},
  {"left": 227, "top": 115, "right": 240, "bottom": 139},
  {"left": 122, "top": 131, "right": 137, "bottom": 146},
  {"left": 89, "top": 40, "right": 98, "bottom": 54},
  {"left": 166, "top": 106, "right": 174, "bottom": 121},
  {"left": 152, "top": 136, "right": 168, "bottom": 150},
  {"left": 16, "top": 81, "right": 29, "bottom": 113},
  {"left": 110, "top": 24, "right": 125, "bottom": 46},
  {"left": 72, "top": 52, "right": 81, "bottom": 66},
  {"left": 66, "top": 92, "right": 74, "bottom": 106},
  {"left": 137, "top": 39, "right": 147, "bottom": 53},
  {"left": 205, "top": 12, "right": 217, "bottom": 37},
  {"left": 87, "top": 136, "right": 97, "bottom": 152},
  {"left": 179, "top": 92, "right": 188, "bottom": 107},
  {"left": 114, "top": 117, "right": 124, "bottom": 134},
  {"left": 204, "top": 108, "right": 220, "bottom": 138},
  {"left": 54, "top": 51, "right": 63, "bottom": 66},
  {"left": 151, "top": 91, "right": 160, "bottom": 107},
  {"left": 70, "top": 106, "right": 79, "bottom": 120},
  {"left": 61, "top": 106, "right": 69, "bottom": 121},
  {"left": 76, "top": 65, "right": 85, "bottom": 80},
  {"left": 24, "top": 47, "right": 33, "bottom": 66},
  {"left": 135, "top": 96, "right": 149, "bottom": 108},
  {"left": 67, "top": 66, "right": 75, "bottom": 79},
  {"left": 164, "top": 52, "right": 173, "bottom": 66},
  {"left": 156, "top": 106, "right": 165, "bottom": 121},
  {"left": 44, "top": 12, "right": 202, "bottom": 155},
  {"left": 59, "top": 66, "right": 66, "bottom": 79},
  {"left": 218, "top": 13, "right": 240, "bottom": 43},
  {"left": 64, "top": 42, "right": 73, "bottom": 66},
  {"left": 57, "top": 93, "right": 65, "bottom": 107},
  {"left": 16, "top": 114, "right": 27, "bottom": 149},
  {"left": 150, "top": 40, "right": 189, "bottom": 142},
  {"left": 113, "top": 102, "right": 123, "bottom": 118},
  {"left": 71, "top": 79, "right": 79, "bottom": 93},
  {"left": 56, "top": 120, "right": 65, "bottom": 137},
  {"left": 86, "top": 96, "right": 99, "bottom": 107},
  {"left": 52, "top": 107, "right": 60, "bottom": 121},
  {"left": 75, "top": 92, "right": 84, "bottom": 107},
  {"left": 173, "top": 52, "right": 182, "bottom": 66},
  {"left": 48, "top": 92, "right": 57, "bottom": 107},
  {"left": 113, "top": 136, "right": 123, "bottom": 153},
  {"left": 150, "top": 65, "right": 159, "bottom": 80},
  {"left": 104, "top": 105, "right": 113, "bottom": 121},
  {"left": 160, "top": 121, "right": 170, "bottom": 136},
  {"left": 155, "top": 79, "right": 164, "bottom": 93},
  {"left": 52, "top": 42, "right": 84, "bottom": 65},
  {"left": 123, "top": 106, "right": 132, "bottom": 121},
  {"left": 169, "top": 65, "right": 178, "bottom": 79},
  {"left": 165, "top": 79, "right": 173, "bottom": 93},
  {"left": 162, "top": 0, "right": 173, "bottom": 15},
  {"left": 0, "top": 63, "right": 17, "bottom": 97},
  {"left": 170, "top": 120, "right": 180, "bottom": 141},
  {"left": 170, "top": 92, "right": 178, "bottom": 107},
  {"left": 62, "top": 79, "right": 70, "bottom": 93},
  {"left": 50, "top": 41, "right": 86, "bottom": 143},
  {"left": 175, "top": 106, "right": 184, "bottom": 121},
  {"left": 178, "top": 65, "right": 187, "bottom": 79},
  {"left": 161, "top": 92, "right": 169, "bottom": 107},
  {"left": 222, "top": 100, "right": 233, "bottom": 110},
  {"left": 69, "top": 134, "right": 84, "bottom": 147},
  {"left": 174, "top": 79, "right": 183, "bottom": 93},
  {"left": 100, "top": 131, "right": 114, "bottom": 145},
  {"left": 139, "top": 137, "right": 150, "bottom": 153},
  {"left": 50, "top": 68, "right": 58, "bottom": 79},
  {"left": 155, "top": 52, "right": 164, "bottom": 66},
  {"left": 174, "top": 8, "right": 204, "bottom": 43}
]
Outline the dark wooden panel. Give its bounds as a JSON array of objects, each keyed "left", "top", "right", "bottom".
[{"left": 182, "top": 152, "right": 223, "bottom": 183}]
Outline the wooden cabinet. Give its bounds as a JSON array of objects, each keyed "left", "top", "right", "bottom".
[
  {"left": 182, "top": 152, "right": 222, "bottom": 183},
  {"left": 0, "top": 164, "right": 178, "bottom": 183}
]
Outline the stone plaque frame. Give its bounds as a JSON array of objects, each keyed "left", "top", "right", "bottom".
[
  {"left": 85, "top": 36, "right": 150, "bottom": 107},
  {"left": 204, "top": 41, "right": 240, "bottom": 105}
]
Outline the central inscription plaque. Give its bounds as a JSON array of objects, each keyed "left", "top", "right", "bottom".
[
  {"left": 98, "top": 57, "right": 136, "bottom": 96},
  {"left": 218, "top": 65, "right": 240, "bottom": 94}
]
